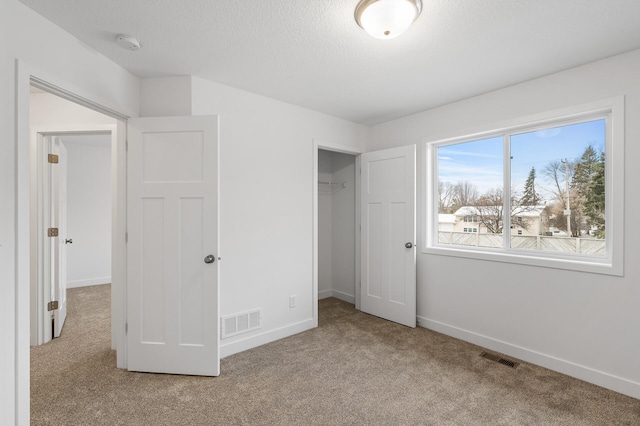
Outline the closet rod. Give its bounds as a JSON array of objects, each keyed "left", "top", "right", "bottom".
[
  {"left": 318, "top": 181, "right": 346, "bottom": 186},
  {"left": 318, "top": 181, "right": 347, "bottom": 191}
]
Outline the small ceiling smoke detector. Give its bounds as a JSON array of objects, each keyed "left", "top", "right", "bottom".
[{"left": 115, "top": 34, "right": 141, "bottom": 51}]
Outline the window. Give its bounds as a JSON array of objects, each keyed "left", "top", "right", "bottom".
[{"left": 426, "top": 98, "right": 624, "bottom": 275}]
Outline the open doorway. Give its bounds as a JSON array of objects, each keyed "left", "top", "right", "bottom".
[
  {"left": 59, "top": 133, "right": 112, "bottom": 289},
  {"left": 317, "top": 149, "right": 358, "bottom": 311},
  {"left": 29, "top": 87, "right": 118, "bottom": 347}
]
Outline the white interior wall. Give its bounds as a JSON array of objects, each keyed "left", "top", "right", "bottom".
[
  {"left": 369, "top": 48, "right": 640, "bottom": 399},
  {"left": 318, "top": 150, "right": 333, "bottom": 299},
  {"left": 190, "top": 77, "right": 368, "bottom": 356},
  {"left": 139, "top": 76, "right": 192, "bottom": 117},
  {"left": 330, "top": 152, "right": 356, "bottom": 303},
  {"left": 140, "top": 76, "right": 368, "bottom": 358},
  {"left": 63, "top": 136, "right": 112, "bottom": 288},
  {"left": 2, "top": 1, "right": 139, "bottom": 422},
  {"left": 29, "top": 92, "right": 120, "bottom": 129}
]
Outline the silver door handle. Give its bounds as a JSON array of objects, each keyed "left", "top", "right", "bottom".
[
  {"left": 405, "top": 242, "right": 414, "bottom": 249},
  {"left": 204, "top": 255, "right": 216, "bottom": 264}
]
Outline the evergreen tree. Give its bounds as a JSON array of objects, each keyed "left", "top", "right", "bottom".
[
  {"left": 572, "top": 145, "right": 605, "bottom": 237},
  {"left": 585, "top": 151, "right": 606, "bottom": 237},
  {"left": 521, "top": 167, "right": 540, "bottom": 206}
]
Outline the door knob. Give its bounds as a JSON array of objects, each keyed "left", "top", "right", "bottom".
[
  {"left": 405, "top": 242, "right": 414, "bottom": 249},
  {"left": 204, "top": 254, "right": 216, "bottom": 264},
  {"left": 65, "top": 239, "right": 73, "bottom": 244}
]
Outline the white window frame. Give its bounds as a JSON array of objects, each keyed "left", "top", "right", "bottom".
[{"left": 423, "top": 97, "right": 624, "bottom": 276}]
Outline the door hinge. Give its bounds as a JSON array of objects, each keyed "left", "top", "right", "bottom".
[
  {"left": 48, "top": 154, "right": 59, "bottom": 164},
  {"left": 125, "top": 322, "right": 128, "bottom": 334},
  {"left": 125, "top": 232, "right": 128, "bottom": 243},
  {"left": 48, "top": 228, "right": 59, "bottom": 237},
  {"left": 47, "top": 300, "right": 59, "bottom": 311},
  {"left": 126, "top": 140, "right": 128, "bottom": 151}
]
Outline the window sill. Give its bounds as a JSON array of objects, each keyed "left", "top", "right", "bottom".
[{"left": 421, "top": 245, "right": 622, "bottom": 276}]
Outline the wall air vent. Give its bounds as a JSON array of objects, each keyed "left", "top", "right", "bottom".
[
  {"left": 221, "top": 308, "right": 262, "bottom": 339},
  {"left": 479, "top": 351, "right": 520, "bottom": 369}
]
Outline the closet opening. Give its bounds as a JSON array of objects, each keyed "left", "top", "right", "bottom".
[{"left": 317, "top": 149, "right": 358, "bottom": 316}]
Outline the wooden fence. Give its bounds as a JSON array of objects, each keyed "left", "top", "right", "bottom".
[{"left": 438, "top": 232, "right": 606, "bottom": 255}]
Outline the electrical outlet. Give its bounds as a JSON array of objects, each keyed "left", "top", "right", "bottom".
[{"left": 289, "top": 295, "right": 296, "bottom": 308}]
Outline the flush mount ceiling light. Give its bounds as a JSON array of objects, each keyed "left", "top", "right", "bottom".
[
  {"left": 355, "top": 0, "right": 422, "bottom": 39},
  {"left": 115, "top": 34, "right": 141, "bottom": 51}
]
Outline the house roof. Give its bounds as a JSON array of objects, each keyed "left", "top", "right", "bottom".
[
  {"left": 438, "top": 214, "right": 456, "bottom": 224},
  {"left": 453, "top": 206, "right": 548, "bottom": 217}
]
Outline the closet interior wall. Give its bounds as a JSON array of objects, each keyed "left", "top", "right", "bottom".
[{"left": 318, "top": 149, "right": 356, "bottom": 304}]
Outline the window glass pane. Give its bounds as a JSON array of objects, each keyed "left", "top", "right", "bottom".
[
  {"left": 509, "top": 119, "right": 606, "bottom": 255},
  {"left": 437, "top": 136, "right": 503, "bottom": 248}
]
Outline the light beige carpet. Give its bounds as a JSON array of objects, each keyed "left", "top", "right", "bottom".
[{"left": 31, "top": 284, "right": 640, "bottom": 425}]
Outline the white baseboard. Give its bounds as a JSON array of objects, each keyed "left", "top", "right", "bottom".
[
  {"left": 67, "top": 277, "right": 111, "bottom": 288},
  {"left": 318, "top": 289, "right": 355, "bottom": 304},
  {"left": 220, "top": 318, "right": 315, "bottom": 358},
  {"left": 418, "top": 316, "right": 640, "bottom": 400},
  {"left": 318, "top": 289, "right": 332, "bottom": 299},
  {"left": 330, "top": 290, "right": 355, "bottom": 304}
]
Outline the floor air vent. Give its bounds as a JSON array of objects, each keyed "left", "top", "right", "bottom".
[
  {"left": 221, "top": 308, "right": 262, "bottom": 339},
  {"left": 479, "top": 351, "right": 519, "bottom": 369}
]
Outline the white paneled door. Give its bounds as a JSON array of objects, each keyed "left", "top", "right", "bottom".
[
  {"left": 360, "top": 145, "right": 416, "bottom": 327},
  {"left": 51, "top": 138, "right": 68, "bottom": 338},
  {"left": 127, "top": 116, "right": 220, "bottom": 376}
]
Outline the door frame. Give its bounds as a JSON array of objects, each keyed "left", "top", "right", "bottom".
[
  {"left": 31, "top": 129, "right": 115, "bottom": 346},
  {"left": 312, "top": 140, "right": 362, "bottom": 326},
  {"left": 15, "top": 60, "right": 130, "bottom": 422}
]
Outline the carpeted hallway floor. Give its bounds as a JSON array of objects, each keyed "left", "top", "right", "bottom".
[{"left": 31, "top": 284, "right": 640, "bottom": 425}]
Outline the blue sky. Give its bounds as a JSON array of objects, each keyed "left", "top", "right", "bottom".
[{"left": 438, "top": 119, "right": 606, "bottom": 201}]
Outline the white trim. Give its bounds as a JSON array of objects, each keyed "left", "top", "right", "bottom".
[
  {"left": 312, "top": 139, "right": 363, "bottom": 323},
  {"left": 32, "top": 133, "right": 51, "bottom": 346},
  {"left": 30, "top": 77, "right": 129, "bottom": 121},
  {"left": 67, "top": 278, "right": 112, "bottom": 288},
  {"left": 354, "top": 155, "right": 361, "bottom": 311},
  {"left": 312, "top": 141, "right": 319, "bottom": 327},
  {"left": 112, "top": 120, "right": 127, "bottom": 364},
  {"left": 315, "top": 141, "right": 363, "bottom": 156},
  {"left": 418, "top": 315, "right": 640, "bottom": 400},
  {"left": 15, "top": 60, "right": 131, "bottom": 424},
  {"left": 423, "top": 97, "right": 624, "bottom": 276},
  {"left": 15, "top": 61, "right": 31, "bottom": 424},
  {"left": 220, "top": 318, "right": 315, "bottom": 358}
]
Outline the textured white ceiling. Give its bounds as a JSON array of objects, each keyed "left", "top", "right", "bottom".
[{"left": 19, "top": 0, "right": 640, "bottom": 125}]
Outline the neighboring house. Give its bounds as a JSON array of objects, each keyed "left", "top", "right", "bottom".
[
  {"left": 451, "top": 205, "right": 550, "bottom": 236},
  {"left": 437, "top": 214, "right": 456, "bottom": 232}
]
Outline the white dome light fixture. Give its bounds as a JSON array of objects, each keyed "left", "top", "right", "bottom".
[{"left": 355, "top": 0, "right": 422, "bottom": 39}]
